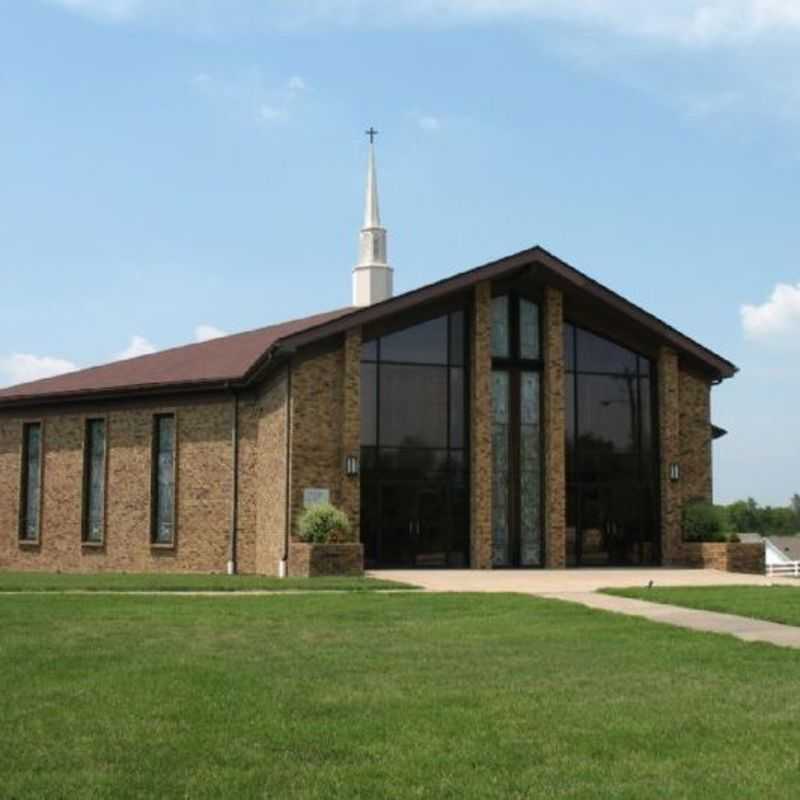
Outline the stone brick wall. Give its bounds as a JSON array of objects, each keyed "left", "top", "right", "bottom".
[
  {"left": 470, "top": 281, "right": 493, "bottom": 569},
  {"left": 658, "top": 347, "right": 683, "bottom": 565},
  {"left": 682, "top": 542, "right": 764, "bottom": 574},
  {"left": 234, "top": 397, "right": 260, "bottom": 575},
  {"left": 0, "top": 399, "right": 239, "bottom": 573},
  {"left": 253, "top": 370, "right": 289, "bottom": 576},
  {"left": 287, "top": 331, "right": 361, "bottom": 571},
  {"left": 543, "top": 287, "right": 566, "bottom": 568},
  {"left": 659, "top": 349, "right": 717, "bottom": 567},
  {"left": 679, "top": 369, "right": 713, "bottom": 504}
]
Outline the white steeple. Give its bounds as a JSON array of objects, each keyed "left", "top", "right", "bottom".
[{"left": 353, "top": 129, "right": 393, "bottom": 307}]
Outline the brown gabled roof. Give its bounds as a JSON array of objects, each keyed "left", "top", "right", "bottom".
[
  {"left": 0, "top": 307, "right": 353, "bottom": 406},
  {"left": 0, "top": 244, "right": 738, "bottom": 409}
]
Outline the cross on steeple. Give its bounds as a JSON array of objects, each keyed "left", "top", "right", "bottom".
[{"left": 365, "top": 126, "right": 379, "bottom": 144}]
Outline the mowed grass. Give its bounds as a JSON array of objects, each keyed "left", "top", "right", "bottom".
[
  {"left": 606, "top": 584, "right": 800, "bottom": 627},
  {"left": 0, "top": 571, "right": 414, "bottom": 593},
  {"left": 3, "top": 594, "right": 800, "bottom": 799}
]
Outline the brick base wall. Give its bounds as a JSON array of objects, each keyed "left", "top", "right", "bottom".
[
  {"left": 682, "top": 542, "right": 765, "bottom": 574},
  {"left": 289, "top": 542, "right": 364, "bottom": 577}
]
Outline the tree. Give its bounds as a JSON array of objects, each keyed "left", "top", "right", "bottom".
[{"left": 726, "top": 498, "right": 761, "bottom": 533}]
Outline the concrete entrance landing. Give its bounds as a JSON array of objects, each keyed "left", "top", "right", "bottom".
[
  {"left": 370, "top": 567, "right": 780, "bottom": 595},
  {"left": 370, "top": 568, "right": 800, "bottom": 650}
]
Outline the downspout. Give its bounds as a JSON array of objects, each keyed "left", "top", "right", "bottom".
[
  {"left": 280, "top": 361, "right": 293, "bottom": 578},
  {"left": 227, "top": 387, "right": 240, "bottom": 575}
]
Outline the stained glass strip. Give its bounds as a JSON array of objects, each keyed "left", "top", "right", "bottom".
[{"left": 491, "top": 371, "right": 511, "bottom": 566}]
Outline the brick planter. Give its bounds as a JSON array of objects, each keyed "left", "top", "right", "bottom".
[
  {"left": 682, "top": 542, "right": 765, "bottom": 574},
  {"left": 289, "top": 542, "right": 364, "bottom": 577}
]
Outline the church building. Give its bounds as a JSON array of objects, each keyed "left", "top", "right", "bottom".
[{"left": 0, "top": 141, "right": 739, "bottom": 575}]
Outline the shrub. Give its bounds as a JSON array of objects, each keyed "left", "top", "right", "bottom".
[
  {"left": 296, "top": 504, "right": 351, "bottom": 544},
  {"left": 682, "top": 500, "right": 727, "bottom": 542}
]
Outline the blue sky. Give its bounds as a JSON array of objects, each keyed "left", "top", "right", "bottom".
[{"left": 2, "top": 1, "right": 799, "bottom": 505}]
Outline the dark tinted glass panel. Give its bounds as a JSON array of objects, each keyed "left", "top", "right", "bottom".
[
  {"left": 565, "top": 372, "right": 576, "bottom": 477},
  {"left": 21, "top": 423, "right": 42, "bottom": 541},
  {"left": 449, "top": 486, "right": 470, "bottom": 567},
  {"left": 575, "top": 450, "right": 641, "bottom": 483},
  {"left": 564, "top": 323, "right": 576, "bottom": 371},
  {"left": 379, "top": 365, "right": 447, "bottom": 448},
  {"left": 380, "top": 316, "right": 448, "bottom": 364},
  {"left": 576, "top": 374, "right": 638, "bottom": 454},
  {"left": 576, "top": 328, "right": 637, "bottom": 374},
  {"left": 378, "top": 448, "right": 449, "bottom": 478},
  {"left": 362, "top": 338, "right": 378, "bottom": 362},
  {"left": 449, "top": 311, "right": 465, "bottom": 366},
  {"left": 566, "top": 486, "right": 579, "bottom": 566},
  {"left": 449, "top": 367, "right": 464, "bottom": 448},
  {"left": 84, "top": 419, "right": 106, "bottom": 543},
  {"left": 639, "top": 377, "right": 654, "bottom": 482},
  {"left": 567, "top": 325, "right": 658, "bottom": 566},
  {"left": 153, "top": 415, "right": 175, "bottom": 544},
  {"left": 361, "top": 363, "right": 377, "bottom": 446},
  {"left": 449, "top": 449, "right": 467, "bottom": 475},
  {"left": 360, "top": 446, "right": 378, "bottom": 472}
]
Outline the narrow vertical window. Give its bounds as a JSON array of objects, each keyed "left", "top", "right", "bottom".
[
  {"left": 20, "top": 422, "right": 42, "bottom": 542},
  {"left": 491, "top": 296, "right": 510, "bottom": 358},
  {"left": 519, "top": 299, "right": 540, "bottom": 360},
  {"left": 151, "top": 414, "right": 176, "bottom": 545},
  {"left": 491, "top": 371, "right": 511, "bottom": 566},
  {"left": 83, "top": 419, "right": 106, "bottom": 544}
]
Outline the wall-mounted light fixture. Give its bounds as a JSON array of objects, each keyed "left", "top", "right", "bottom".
[
  {"left": 345, "top": 455, "right": 360, "bottom": 477},
  {"left": 669, "top": 463, "right": 680, "bottom": 482}
]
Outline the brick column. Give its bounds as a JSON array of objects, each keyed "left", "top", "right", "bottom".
[
  {"left": 543, "top": 287, "right": 566, "bottom": 568},
  {"left": 470, "top": 282, "right": 493, "bottom": 569},
  {"left": 658, "top": 347, "right": 682, "bottom": 565},
  {"left": 341, "top": 328, "right": 361, "bottom": 542}
]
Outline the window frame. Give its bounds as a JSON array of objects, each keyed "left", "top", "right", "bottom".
[
  {"left": 81, "top": 416, "right": 109, "bottom": 547},
  {"left": 150, "top": 412, "right": 178, "bottom": 549},
  {"left": 18, "top": 420, "right": 45, "bottom": 546}
]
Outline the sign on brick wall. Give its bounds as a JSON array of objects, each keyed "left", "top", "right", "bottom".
[{"left": 303, "top": 488, "right": 330, "bottom": 508}]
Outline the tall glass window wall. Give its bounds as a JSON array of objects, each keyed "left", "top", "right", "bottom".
[
  {"left": 361, "top": 310, "right": 469, "bottom": 567},
  {"left": 564, "top": 323, "right": 659, "bottom": 566}
]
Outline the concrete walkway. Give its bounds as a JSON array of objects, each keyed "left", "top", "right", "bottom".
[
  {"left": 549, "top": 590, "right": 800, "bottom": 649},
  {"left": 370, "top": 568, "right": 800, "bottom": 650}
]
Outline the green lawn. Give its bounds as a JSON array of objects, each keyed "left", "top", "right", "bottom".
[
  {"left": 0, "top": 571, "right": 413, "bottom": 593},
  {"left": 3, "top": 593, "right": 800, "bottom": 798},
  {"left": 605, "top": 584, "right": 800, "bottom": 627}
]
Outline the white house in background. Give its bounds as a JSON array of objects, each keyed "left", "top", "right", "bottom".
[{"left": 739, "top": 534, "right": 800, "bottom": 570}]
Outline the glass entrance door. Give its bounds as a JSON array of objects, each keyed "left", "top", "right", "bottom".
[{"left": 365, "top": 482, "right": 465, "bottom": 568}]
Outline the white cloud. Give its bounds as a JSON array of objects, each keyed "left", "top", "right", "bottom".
[
  {"left": 259, "top": 104, "right": 289, "bottom": 124},
  {"left": 741, "top": 282, "right": 800, "bottom": 342},
  {"left": 0, "top": 354, "right": 78, "bottom": 387},
  {"left": 47, "top": 0, "right": 141, "bottom": 23},
  {"left": 194, "top": 324, "right": 228, "bottom": 342},
  {"left": 115, "top": 335, "right": 157, "bottom": 360},
  {"left": 46, "top": 1, "right": 800, "bottom": 44},
  {"left": 191, "top": 70, "right": 301, "bottom": 127},
  {"left": 418, "top": 115, "right": 441, "bottom": 131}
]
